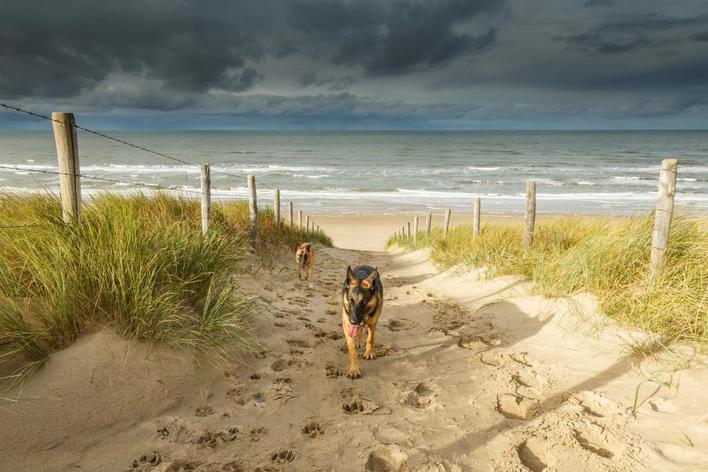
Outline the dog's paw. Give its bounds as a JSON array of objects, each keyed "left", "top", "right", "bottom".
[
  {"left": 363, "top": 349, "right": 375, "bottom": 360},
  {"left": 347, "top": 367, "right": 362, "bottom": 379}
]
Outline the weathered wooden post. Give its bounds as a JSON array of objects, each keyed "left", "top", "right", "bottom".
[
  {"left": 649, "top": 159, "right": 678, "bottom": 284},
  {"left": 414, "top": 215, "right": 419, "bottom": 243},
  {"left": 443, "top": 209, "right": 451, "bottom": 238},
  {"left": 274, "top": 189, "right": 281, "bottom": 230},
  {"left": 407, "top": 221, "right": 411, "bottom": 240},
  {"left": 306, "top": 215, "right": 310, "bottom": 233},
  {"left": 51, "top": 112, "right": 81, "bottom": 223},
  {"left": 524, "top": 181, "right": 536, "bottom": 254},
  {"left": 426, "top": 211, "right": 432, "bottom": 236},
  {"left": 200, "top": 164, "right": 210, "bottom": 235},
  {"left": 473, "top": 196, "right": 481, "bottom": 239},
  {"left": 247, "top": 175, "right": 258, "bottom": 247},
  {"left": 298, "top": 210, "right": 303, "bottom": 230},
  {"left": 289, "top": 201, "right": 294, "bottom": 228}
]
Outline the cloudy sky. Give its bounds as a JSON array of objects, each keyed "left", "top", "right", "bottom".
[{"left": 1, "top": 0, "right": 707, "bottom": 130}]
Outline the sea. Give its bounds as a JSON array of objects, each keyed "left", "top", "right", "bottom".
[{"left": 0, "top": 130, "right": 706, "bottom": 215}]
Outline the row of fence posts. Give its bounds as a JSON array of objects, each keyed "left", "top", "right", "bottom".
[
  {"left": 50, "top": 112, "right": 319, "bottom": 250},
  {"left": 48, "top": 112, "right": 679, "bottom": 282},
  {"left": 397, "top": 159, "right": 678, "bottom": 284}
]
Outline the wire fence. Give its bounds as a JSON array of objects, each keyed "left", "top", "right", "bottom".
[{"left": 0, "top": 103, "right": 322, "bottom": 237}]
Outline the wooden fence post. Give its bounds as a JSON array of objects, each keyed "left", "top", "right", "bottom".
[
  {"left": 274, "top": 189, "right": 281, "bottom": 230},
  {"left": 407, "top": 221, "right": 411, "bottom": 240},
  {"left": 51, "top": 112, "right": 81, "bottom": 223},
  {"left": 524, "top": 181, "right": 536, "bottom": 254},
  {"left": 298, "top": 210, "right": 303, "bottom": 230},
  {"left": 200, "top": 164, "right": 210, "bottom": 235},
  {"left": 414, "top": 215, "right": 419, "bottom": 243},
  {"left": 306, "top": 215, "right": 310, "bottom": 233},
  {"left": 247, "top": 175, "right": 258, "bottom": 247},
  {"left": 649, "top": 159, "right": 678, "bottom": 284},
  {"left": 473, "top": 196, "right": 481, "bottom": 239},
  {"left": 289, "top": 201, "right": 294, "bottom": 228},
  {"left": 443, "top": 209, "right": 451, "bottom": 238},
  {"left": 426, "top": 211, "right": 432, "bottom": 236}
]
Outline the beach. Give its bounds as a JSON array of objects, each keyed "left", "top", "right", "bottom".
[{"left": 1, "top": 207, "right": 707, "bottom": 471}]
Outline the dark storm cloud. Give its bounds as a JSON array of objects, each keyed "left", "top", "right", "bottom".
[
  {"left": 1, "top": 0, "right": 708, "bottom": 128},
  {"left": 555, "top": 12, "right": 708, "bottom": 55},
  {"left": 289, "top": 0, "right": 502, "bottom": 74},
  {"left": 557, "top": 31, "right": 650, "bottom": 54},
  {"left": 0, "top": 0, "right": 277, "bottom": 99},
  {"left": 0, "top": 0, "right": 501, "bottom": 101},
  {"left": 583, "top": 0, "right": 614, "bottom": 7}
]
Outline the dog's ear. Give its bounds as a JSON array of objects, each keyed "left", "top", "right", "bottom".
[
  {"left": 346, "top": 265, "right": 356, "bottom": 285},
  {"left": 363, "top": 268, "right": 378, "bottom": 290}
]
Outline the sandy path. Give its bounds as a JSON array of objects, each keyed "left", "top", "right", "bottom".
[{"left": 1, "top": 245, "right": 707, "bottom": 471}]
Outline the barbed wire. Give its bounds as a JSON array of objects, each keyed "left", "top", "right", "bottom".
[
  {"left": 0, "top": 102, "right": 244, "bottom": 179},
  {"left": 0, "top": 163, "right": 245, "bottom": 201}
]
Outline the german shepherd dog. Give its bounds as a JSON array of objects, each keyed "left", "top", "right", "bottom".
[
  {"left": 295, "top": 243, "right": 315, "bottom": 287},
  {"left": 341, "top": 265, "right": 383, "bottom": 378}
]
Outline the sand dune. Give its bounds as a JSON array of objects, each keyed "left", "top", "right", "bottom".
[{"left": 1, "top": 228, "right": 707, "bottom": 471}]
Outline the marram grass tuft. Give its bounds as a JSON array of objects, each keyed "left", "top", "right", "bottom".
[
  {"left": 0, "top": 192, "right": 331, "bottom": 387},
  {"left": 388, "top": 214, "right": 707, "bottom": 345}
]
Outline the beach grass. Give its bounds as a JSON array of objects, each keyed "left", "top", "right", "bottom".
[
  {"left": 0, "top": 192, "right": 331, "bottom": 387},
  {"left": 388, "top": 214, "right": 707, "bottom": 345}
]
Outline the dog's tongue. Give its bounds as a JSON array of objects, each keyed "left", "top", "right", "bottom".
[{"left": 348, "top": 324, "right": 362, "bottom": 338}]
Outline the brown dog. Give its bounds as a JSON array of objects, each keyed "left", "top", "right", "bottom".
[
  {"left": 341, "top": 265, "right": 383, "bottom": 378},
  {"left": 295, "top": 243, "right": 315, "bottom": 287}
]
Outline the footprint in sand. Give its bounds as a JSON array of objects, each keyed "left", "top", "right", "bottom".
[
  {"left": 271, "top": 450, "right": 296, "bottom": 464},
  {"left": 366, "top": 445, "right": 408, "bottom": 472},
  {"left": 431, "top": 301, "right": 469, "bottom": 334},
  {"left": 402, "top": 382, "right": 437, "bottom": 409},
  {"left": 479, "top": 351, "right": 506, "bottom": 367},
  {"left": 325, "top": 363, "right": 346, "bottom": 378},
  {"left": 249, "top": 427, "right": 268, "bottom": 442},
  {"left": 374, "top": 343, "right": 399, "bottom": 358},
  {"left": 195, "top": 406, "right": 215, "bottom": 417},
  {"left": 573, "top": 424, "right": 621, "bottom": 459},
  {"left": 130, "top": 451, "right": 162, "bottom": 471},
  {"left": 458, "top": 335, "right": 489, "bottom": 352},
  {"left": 192, "top": 427, "right": 239, "bottom": 449},
  {"left": 269, "top": 377, "right": 294, "bottom": 401},
  {"left": 509, "top": 352, "right": 534, "bottom": 368},
  {"left": 286, "top": 338, "right": 311, "bottom": 348},
  {"left": 496, "top": 393, "right": 540, "bottom": 420},
  {"left": 572, "top": 391, "right": 623, "bottom": 418},
  {"left": 164, "top": 459, "right": 201, "bottom": 471},
  {"left": 386, "top": 318, "right": 416, "bottom": 331},
  {"left": 270, "top": 359, "right": 289, "bottom": 372},
  {"left": 518, "top": 437, "right": 555, "bottom": 472},
  {"left": 302, "top": 421, "right": 325, "bottom": 438},
  {"left": 342, "top": 396, "right": 381, "bottom": 415}
]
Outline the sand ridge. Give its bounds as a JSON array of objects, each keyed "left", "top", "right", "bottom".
[{"left": 1, "top": 244, "right": 707, "bottom": 471}]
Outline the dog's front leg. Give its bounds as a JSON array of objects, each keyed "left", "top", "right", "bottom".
[
  {"left": 363, "top": 324, "right": 376, "bottom": 360},
  {"left": 344, "top": 335, "right": 361, "bottom": 378},
  {"left": 342, "top": 317, "right": 361, "bottom": 379}
]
